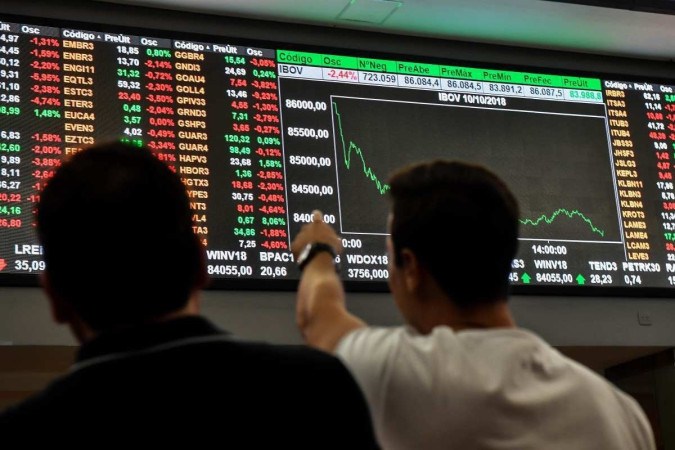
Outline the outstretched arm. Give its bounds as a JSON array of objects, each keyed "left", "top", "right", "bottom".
[{"left": 291, "top": 210, "right": 366, "bottom": 352}]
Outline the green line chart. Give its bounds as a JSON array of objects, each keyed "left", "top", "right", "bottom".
[
  {"left": 333, "top": 102, "right": 390, "bottom": 195},
  {"left": 520, "top": 208, "right": 606, "bottom": 237},
  {"left": 328, "top": 95, "right": 620, "bottom": 241}
]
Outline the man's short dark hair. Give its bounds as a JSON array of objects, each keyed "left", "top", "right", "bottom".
[
  {"left": 37, "top": 141, "right": 205, "bottom": 331},
  {"left": 388, "top": 160, "right": 519, "bottom": 307}
]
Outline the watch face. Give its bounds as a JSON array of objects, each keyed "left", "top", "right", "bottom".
[{"left": 298, "top": 243, "right": 313, "bottom": 266}]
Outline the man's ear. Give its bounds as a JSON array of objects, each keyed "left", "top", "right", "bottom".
[
  {"left": 41, "top": 272, "right": 96, "bottom": 344},
  {"left": 195, "top": 243, "right": 209, "bottom": 290},
  {"left": 399, "top": 248, "right": 422, "bottom": 293},
  {"left": 41, "top": 272, "right": 71, "bottom": 324}
]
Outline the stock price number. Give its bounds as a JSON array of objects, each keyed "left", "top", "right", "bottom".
[
  {"left": 590, "top": 274, "right": 613, "bottom": 285},
  {"left": 117, "top": 80, "right": 141, "bottom": 90},
  {"left": 0, "top": 156, "right": 20, "bottom": 166},
  {"left": 624, "top": 274, "right": 642, "bottom": 286},
  {"left": 0, "top": 180, "right": 20, "bottom": 189},
  {"left": 284, "top": 99, "right": 327, "bottom": 112},
  {"left": 0, "top": 130, "right": 19, "bottom": 139},
  {"left": 207, "top": 265, "right": 253, "bottom": 277},
  {"left": 535, "top": 272, "right": 573, "bottom": 284},
  {"left": 287, "top": 127, "right": 330, "bottom": 139},
  {"left": 569, "top": 90, "right": 602, "bottom": 101},
  {"left": 293, "top": 212, "right": 336, "bottom": 224},
  {"left": 0, "top": 167, "right": 19, "bottom": 178},
  {"left": 528, "top": 86, "right": 562, "bottom": 97},
  {"left": 488, "top": 83, "right": 522, "bottom": 94},
  {"left": 231, "top": 157, "right": 252, "bottom": 166},
  {"left": 291, "top": 184, "right": 334, "bottom": 196},
  {"left": 239, "top": 240, "right": 256, "bottom": 249},
  {"left": 288, "top": 155, "right": 331, "bottom": 168},
  {"left": 445, "top": 79, "right": 482, "bottom": 91},
  {"left": 403, "top": 76, "right": 440, "bottom": 88},
  {"left": 234, "top": 227, "right": 255, "bottom": 236},
  {"left": 15, "top": 259, "right": 46, "bottom": 273},
  {"left": 232, "top": 192, "right": 253, "bottom": 201},
  {"left": 347, "top": 268, "right": 389, "bottom": 281},
  {"left": 260, "top": 266, "right": 288, "bottom": 278},
  {"left": 116, "top": 45, "right": 139, "bottom": 55}
]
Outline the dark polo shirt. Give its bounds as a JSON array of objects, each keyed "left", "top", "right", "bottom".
[{"left": 0, "top": 316, "right": 378, "bottom": 448}]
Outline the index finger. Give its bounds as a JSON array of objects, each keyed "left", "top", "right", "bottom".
[{"left": 312, "top": 209, "right": 323, "bottom": 223}]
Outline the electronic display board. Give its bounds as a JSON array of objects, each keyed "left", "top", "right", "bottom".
[{"left": 0, "top": 14, "right": 674, "bottom": 293}]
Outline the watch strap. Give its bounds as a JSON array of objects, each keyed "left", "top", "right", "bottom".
[{"left": 297, "top": 242, "right": 338, "bottom": 272}]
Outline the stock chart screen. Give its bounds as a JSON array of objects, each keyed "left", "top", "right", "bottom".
[{"left": 0, "top": 15, "right": 674, "bottom": 292}]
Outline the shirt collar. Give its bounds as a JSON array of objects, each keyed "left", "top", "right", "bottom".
[{"left": 76, "top": 315, "right": 226, "bottom": 363}]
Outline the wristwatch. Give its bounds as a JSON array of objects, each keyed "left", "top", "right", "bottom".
[{"left": 296, "top": 242, "right": 339, "bottom": 272}]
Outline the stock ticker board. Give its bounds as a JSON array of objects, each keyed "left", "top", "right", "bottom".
[{"left": 0, "top": 15, "right": 675, "bottom": 293}]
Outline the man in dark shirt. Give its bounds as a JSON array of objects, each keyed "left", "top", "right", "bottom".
[{"left": 0, "top": 141, "right": 378, "bottom": 447}]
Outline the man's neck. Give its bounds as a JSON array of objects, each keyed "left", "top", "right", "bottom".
[
  {"left": 73, "top": 294, "right": 201, "bottom": 344},
  {"left": 414, "top": 297, "right": 516, "bottom": 334},
  {"left": 444, "top": 301, "right": 516, "bottom": 332}
]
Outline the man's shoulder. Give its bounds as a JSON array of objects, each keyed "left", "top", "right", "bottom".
[
  {"left": 336, "top": 325, "right": 521, "bottom": 361},
  {"left": 125, "top": 334, "right": 361, "bottom": 390},
  {"left": 0, "top": 372, "right": 72, "bottom": 427},
  {"left": 337, "top": 325, "right": 408, "bottom": 350},
  {"left": 195, "top": 335, "right": 344, "bottom": 361},
  {"left": 0, "top": 339, "right": 365, "bottom": 423},
  {"left": 223, "top": 338, "right": 350, "bottom": 369}
]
